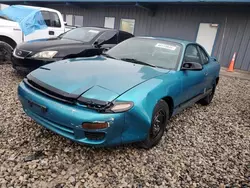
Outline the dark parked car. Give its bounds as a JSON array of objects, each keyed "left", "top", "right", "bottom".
[{"left": 12, "top": 27, "right": 134, "bottom": 72}]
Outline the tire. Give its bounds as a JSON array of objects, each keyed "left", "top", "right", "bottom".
[
  {"left": 0, "top": 41, "right": 13, "bottom": 63},
  {"left": 138, "top": 100, "right": 170, "bottom": 149},
  {"left": 198, "top": 84, "right": 216, "bottom": 106}
]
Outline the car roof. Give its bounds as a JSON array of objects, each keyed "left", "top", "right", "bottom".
[
  {"left": 76, "top": 26, "right": 134, "bottom": 35},
  {"left": 73, "top": 27, "right": 113, "bottom": 33},
  {"left": 84, "top": 27, "right": 114, "bottom": 31},
  {"left": 137, "top": 36, "right": 195, "bottom": 46}
]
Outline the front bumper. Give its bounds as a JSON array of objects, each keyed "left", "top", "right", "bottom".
[
  {"left": 12, "top": 55, "right": 61, "bottom": 72},
  {"left": 18, "top": 81, "right": 148, "bottom": 146}
]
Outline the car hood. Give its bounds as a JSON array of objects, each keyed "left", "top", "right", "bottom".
[
  {"left": 17, "top": 38, "right": 88, "bottom": 52},
  {"left": 0, "top": 18, "right": 19, "bottom": 27},
  {"left": 27, "top": 56, "right": 169, "bottom": 102}
]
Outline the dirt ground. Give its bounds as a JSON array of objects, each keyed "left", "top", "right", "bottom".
[{"left": 0, "top": 64, "right": 249, "bottom": 187}]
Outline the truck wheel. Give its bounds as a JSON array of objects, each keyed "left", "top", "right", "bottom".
[{"left": 0, "top": 41, "right": 13, "bottom": 63}]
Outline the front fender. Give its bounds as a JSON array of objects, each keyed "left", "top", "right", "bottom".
[
  {"left": 116, "top": 71, "right": 182, "bottom": 142},
  {"left": 0, "top": 27, "right": 22, "bottom": 45}
]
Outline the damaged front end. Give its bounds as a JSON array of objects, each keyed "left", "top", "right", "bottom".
[
  {"left": 77, "top": 97, "right": 114, "bottom": 112},
  {"left": 23, "top": 75, "right": 133, "bottom": 113}
]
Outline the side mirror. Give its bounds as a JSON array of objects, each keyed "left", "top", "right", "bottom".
[
  {"left": 211, "top": 56, "right": 217, "bottom": 61},
  {"left": 64, "top": 21, "right": 67, "bottom": 26},
  {"left": 102, "top": 48, "right": 109, "bottom": 53},
  {"left": 94, "top": 39, "right": 106, "bottom": 48},
  {"left": 181, "top": 62, "right": 203, "bottom": 71}
]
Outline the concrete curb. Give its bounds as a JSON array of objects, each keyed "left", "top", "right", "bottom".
[{"left": 220, "top": 68, "right": 250, "bottom": 81}]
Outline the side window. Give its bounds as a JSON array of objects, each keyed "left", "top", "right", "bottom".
[
  {"left": 41, "top": 11, "right": 51, "bottom": 26},
  {"left": 98, "top": 31, "right": 118, "bottom": 44},
  {"left": 184, "top": 45, "right": 202, "bottom": 64},
  {"left": 50, "top": 12, "right": 61, "bottom": 28},
  {"left": 198, "top": 46, "right": 209, "bottom": 64},
  {"left": 118, "top": 31, "right": 133, "bottom": 43}
]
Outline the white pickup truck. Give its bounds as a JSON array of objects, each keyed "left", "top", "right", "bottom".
[{"left": 0, "top": 5, "right": 73, "bottom": 61}]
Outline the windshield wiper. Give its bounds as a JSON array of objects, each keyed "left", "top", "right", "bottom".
[
  {"left": 102, "top": 53, "right": 117, "bottom": 60},
  {"left": 120, "top": 58, "right": 156, "bottom": 68}
]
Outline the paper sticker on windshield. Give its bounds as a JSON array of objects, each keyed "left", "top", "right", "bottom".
[
  {"left": 155, "top": 43, "right": 177, "bottom": 50},
  {"left": 89, "top": 30, "right": 100, "bottom": 34}
]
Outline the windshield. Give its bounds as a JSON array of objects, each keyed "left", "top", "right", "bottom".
[
  {"left": 0, "top": 15, "right": 12, "bottom": 21},
  {"left": 60, "top": 28, "right": 101, "bottom": 42},
  {"left": 106, "top": 38, "right": 182, "bottom": 69}
]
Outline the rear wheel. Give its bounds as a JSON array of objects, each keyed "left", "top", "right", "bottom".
[
  {"left": 0, "top": 41, "right": 13, "bottom": 63},
  {"left": 138, "top": 100, "right": 169, "bottom": 149},
  {"left": 199, "top": 84, "right": 216, "bottom": 106}
]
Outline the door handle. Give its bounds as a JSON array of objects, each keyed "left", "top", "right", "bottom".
[
  {"left": 49, "top": 31, "right": 55, "bottom": 35},
  {"left": 204, "top": 72, "right": 208, "bottom": 76}
]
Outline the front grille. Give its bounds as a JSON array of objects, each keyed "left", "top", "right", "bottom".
[
  {"left": 15, "top": 49, "right": 32, "bottom": 58},
  {"left": 85, "top": 132, "right": 105, "bottom": 141}
]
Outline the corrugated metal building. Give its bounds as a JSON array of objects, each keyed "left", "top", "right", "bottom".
[{"left": 2, "top": 0, "right": 250, "bottom": 71}]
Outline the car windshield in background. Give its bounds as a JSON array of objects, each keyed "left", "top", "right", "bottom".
[
  {"left": 106, "top": 38, "right": 182, "bottom": 70},
  {"left": 60, "top": 28, "right": 100, "bottom": 42},
  {"left": 0, "top": 15, "right": 12, "bottom": 21}
]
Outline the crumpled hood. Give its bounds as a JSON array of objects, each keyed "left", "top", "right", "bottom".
[{"left": 28, "top": 56, "right": 169, "bottom": 102}]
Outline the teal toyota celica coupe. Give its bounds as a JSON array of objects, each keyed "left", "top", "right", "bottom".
[{"left": 18, "top": 37, "right": 220, "bottom": 148}]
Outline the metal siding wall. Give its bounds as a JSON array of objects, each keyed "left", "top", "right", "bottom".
[
  {"left": 236, "top": 18, "right": 250, "bottom": 70},
  {"left": 241, "top": 32, "right": 250, "bottom": 71},
  {"left": 218, "top": 12, "right": 250, "bottom": 71},
  {"left": 220, "top": 15, "right": 238, "bottom": 68},
  {"left": 48, "top": 4, "right": 250, "bottom": 71},
  {"left": 230, "top": 15, "right": 248, "bottom": 69}
]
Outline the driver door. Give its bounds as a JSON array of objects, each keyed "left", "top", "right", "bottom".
[{"left": 181, "top": 44, "right": 208, "bottom": 102}]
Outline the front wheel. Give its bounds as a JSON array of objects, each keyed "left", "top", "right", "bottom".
[
  {"left": 0, "top": 41, "right": 13, "bottom": 63},
  {"left": 138, "top": 100, "right": 169, "bottom": 149}
]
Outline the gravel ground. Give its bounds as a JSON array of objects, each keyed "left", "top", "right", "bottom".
[{"left": 0, "top": 64, "right": 249, "bottom": 188}]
